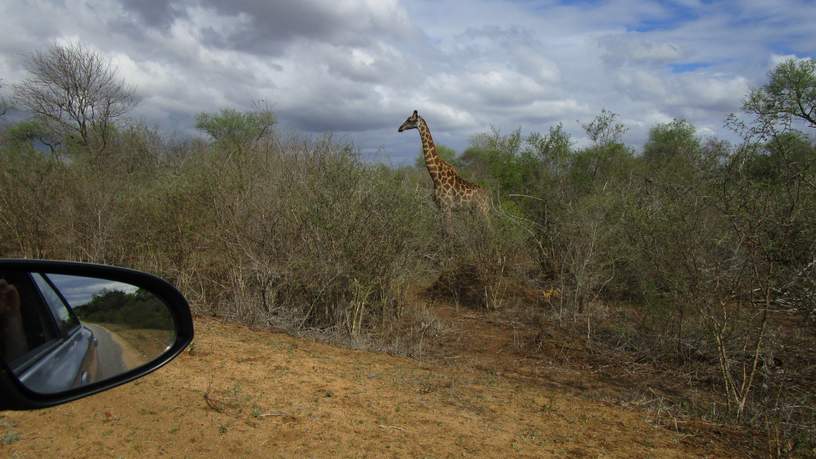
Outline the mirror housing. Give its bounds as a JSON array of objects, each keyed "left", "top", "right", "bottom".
[{"left": 0, "top": 259, "right": 193, "bottom": 410}]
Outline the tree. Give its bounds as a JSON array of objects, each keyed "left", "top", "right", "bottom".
[
  {"left": 1, "top": 119, "right": 60, "bottom": 154},
  {"left": 195, "top": 108, "right": 276, "bottom": 153},
  {"left": 743, "top": 58, "right": 816, "bottom": 135},
  {"left": 460, "top": 127, "right": 526, "bottom": 192},
  {"left": 582, "top": 109, "right": 627, "bottom": 146},
  {"left": 13, "top": 42, "right": 137, "bottom": 151},
  {"left": 526, "top": 123, "right": 572, "bottom": 177},
  {"left": 569, "top": 111, "right": 633, "bottom": 195},
  {"left": 643, "top": 119, "right": 701, "bottom": 167}
]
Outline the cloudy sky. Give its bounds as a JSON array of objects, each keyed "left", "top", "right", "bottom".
[
  {"left": 0, "top": 0, "right": 814, "bottom": 164},
  {"left": 48, "top": 274, "right": 139, "bottom": 307}
]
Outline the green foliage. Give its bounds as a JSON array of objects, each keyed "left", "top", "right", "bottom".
[
  {"left": 459, "top": 127, "right": 539, "bottom": 194},
  {"left": 525, "top": 123, "right": 572, "bottom": 176},
  {"left": 1, "top": 119, "right": 59, "bottom": 153},
  {"left": 561, "top": 110, "right": 636, "bottom": 196},
  {"left": 643, "top": 119, "right": 701, "bottom": 166},
  {"left": 195, "top": 108, "right": 275, "bottom": 152},
  {"left": 582, "top": 109, "right": 628, "bottom": 146},
  {"left": 74, "top": 289, "right": 173, "bottom": 330},
  {"left": 724, "top": 134, "right": 816, "bottom": 268},
  {"left": 568, "top": 142, "right": 635, "bottom": 196},
  {"left": 745, "top": 57, "right": 816, "bottom": 132},
  {"left": 742, "top": 131, "right": 815, "bottom": 184}
]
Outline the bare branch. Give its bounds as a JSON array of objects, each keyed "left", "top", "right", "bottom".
[{"left": 13, "top": 42, "right": 138, "bottom": 151}]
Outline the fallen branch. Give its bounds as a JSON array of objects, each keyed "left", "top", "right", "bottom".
[{"left": 258, "top": 412, "right": 290, "bottom": 418}]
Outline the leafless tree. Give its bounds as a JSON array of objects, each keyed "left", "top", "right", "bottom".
[{"left": 13, "top": 42, "right": 138, "bottom": 151}]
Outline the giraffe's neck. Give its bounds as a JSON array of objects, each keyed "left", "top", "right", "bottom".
[{"left": 417, "top": 117, "right": 442, "bottom": 184}]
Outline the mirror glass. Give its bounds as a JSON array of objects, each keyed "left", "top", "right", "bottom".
[{"left": 0, "top": 271, "right": 176, "bottom": 394}]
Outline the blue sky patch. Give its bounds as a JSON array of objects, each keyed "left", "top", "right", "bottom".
[
  {"left": 629, "top": 1, "right": 700, "bottom": 32},
  {"left": 669, "top": 62, "right": 710, "bottom": 73}
]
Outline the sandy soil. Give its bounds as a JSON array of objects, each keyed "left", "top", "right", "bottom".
[{"left": 1, "top": 310, "right": 744, "bottom": 458}]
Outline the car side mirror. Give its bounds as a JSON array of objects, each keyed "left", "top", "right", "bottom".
[{"left": 0, "top": 260, "right": 194, "bottom": 410}]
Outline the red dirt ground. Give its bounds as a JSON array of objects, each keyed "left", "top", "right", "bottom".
[{"left": 1, "top": 306, "right": 748, "bottom": 458}]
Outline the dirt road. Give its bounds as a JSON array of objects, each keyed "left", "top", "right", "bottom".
[
  {"left": 0, "top": 315, "right": 740, "bottom": 458},
  {"left": 85, "top": 323, "right": 147, "bottom": 381}
]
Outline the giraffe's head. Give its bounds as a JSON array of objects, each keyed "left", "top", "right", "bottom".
[{"left": 398, "top": 110, "right": 420, "bottom": 132}]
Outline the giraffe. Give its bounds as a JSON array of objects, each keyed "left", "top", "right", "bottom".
[{"left": 398, "top": 110, "right": 490, "bottom": 221}]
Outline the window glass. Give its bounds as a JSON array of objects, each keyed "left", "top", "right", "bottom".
[
  {"left": 32, "top": 273, "right": 79, "bottom": 334},
  {"left": 0, "top": 272, "right": 58, "bottom": 365}
]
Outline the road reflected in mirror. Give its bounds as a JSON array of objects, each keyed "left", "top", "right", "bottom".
[{"left": 0, "top": 271, "right": 176, "bottom": 394}]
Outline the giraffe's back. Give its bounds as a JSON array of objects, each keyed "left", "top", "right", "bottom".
[{"left": 434, "top": 173, "right": 490, "bottom": 214}]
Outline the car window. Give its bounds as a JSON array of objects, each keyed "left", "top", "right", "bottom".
[
  {"left": 31, "top": 273, "right": 80, "bottom": 335},
  {"left": 0, "top": 271, "right": 59, "bottom": 365}
]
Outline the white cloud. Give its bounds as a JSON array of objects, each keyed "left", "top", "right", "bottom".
[
  {"left": 678, "top": 75, "right": 750, "bottom": 111},
  {"left": 604, "top": 39, "right": 686, "bottom": 65},
  {"left": 0, "top": 0, "right": 813, "bottom": 162}
]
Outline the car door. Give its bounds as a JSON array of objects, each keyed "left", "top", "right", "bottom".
[{"left": 4, "top": 272, "right": 99, "bottom": 394}]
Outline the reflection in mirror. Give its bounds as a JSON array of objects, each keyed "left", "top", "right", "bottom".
[{"left": 0, "top": 271, "right": 176, "bottom": 394}]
